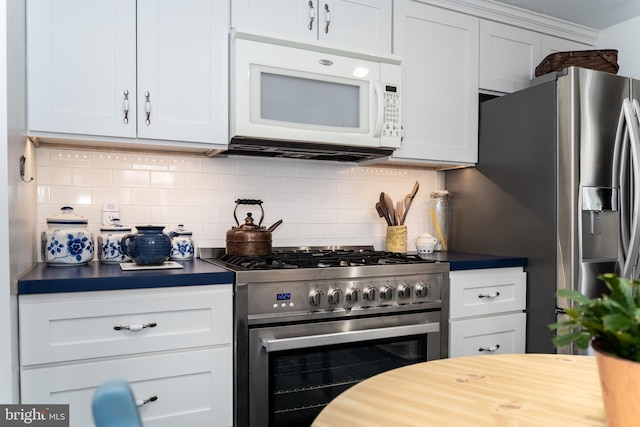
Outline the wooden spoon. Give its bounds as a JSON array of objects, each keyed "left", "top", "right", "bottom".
[
  {"left": 401, "top": 181, "right": 420, "bottom": 224},
  {"left": 383, "top": 192, "right": 396, "bottom": 226}
]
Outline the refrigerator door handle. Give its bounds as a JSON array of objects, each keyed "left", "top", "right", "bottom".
[
  {"left": 613, "top": 100, "right": 630, "bottom": 271},
  {"left": 621, "top": 99, "right": 640, "bottom": 278}
]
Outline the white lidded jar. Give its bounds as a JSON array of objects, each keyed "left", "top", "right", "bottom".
[
  {"left": 97, "top": 218, "right": 132, "bottom": 263},
  {"left": 169, "top": 224, "right": 195, "bottom": 260},
  {"left": 41, "top": 206, "right": 95, "bottom": 265}
]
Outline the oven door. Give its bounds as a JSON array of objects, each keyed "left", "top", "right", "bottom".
[{"left": 248, "top": 310, "right": 441, "bottom": 427}]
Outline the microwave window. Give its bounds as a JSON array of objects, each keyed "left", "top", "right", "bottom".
[{"left": 260, "top": 73, "right": 360, "bottom": 128}]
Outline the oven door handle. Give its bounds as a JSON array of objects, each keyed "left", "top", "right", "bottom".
[{"left": 261, "top": 323, "right": 439, "bottom": 353}]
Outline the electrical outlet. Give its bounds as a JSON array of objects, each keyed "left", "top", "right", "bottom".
[{"left": 102, "top": 203, "right": 120, "bottom": 225}]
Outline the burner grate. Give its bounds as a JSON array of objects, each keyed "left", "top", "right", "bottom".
[{"left": 216, "top": 249, "right": 433, "bottom": 270}]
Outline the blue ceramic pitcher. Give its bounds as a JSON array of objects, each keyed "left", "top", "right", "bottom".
[{"left": 121, "top": 225, "right": 172, "bottom": 265}]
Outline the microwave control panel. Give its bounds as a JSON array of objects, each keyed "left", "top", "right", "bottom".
[{"left": 382, "top": 85, "right": 401, "bottom": 139}]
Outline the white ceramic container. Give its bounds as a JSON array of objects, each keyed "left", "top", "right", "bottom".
[
  {"left": 41, "top": 206, "right": 95, "bottom": 265},
  {"left": 97, "top": 219, "right": 132, "bottom": 263},
  {"left": 169, "top": 224, "right": 194, "bottom": 260}
]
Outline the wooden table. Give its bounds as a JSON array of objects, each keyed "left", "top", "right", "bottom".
[{"left": 311, "top": 354, "right": 605, "bottom": 427}]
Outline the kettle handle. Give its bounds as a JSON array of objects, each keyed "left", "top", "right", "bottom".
[{"left": 233, "top": 199, "right": 265, "bottom": 227}]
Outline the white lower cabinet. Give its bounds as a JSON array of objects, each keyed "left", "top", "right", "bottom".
[
  {"left": 19, "top": 285, "right": 232, "bottom": 427},
  {"left": 449, "top": 267, "right": 527, "bottom": 358}
]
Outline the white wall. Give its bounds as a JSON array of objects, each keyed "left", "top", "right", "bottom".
[
  {"left": 36, "top": 148, "right": 440, "bottom": 254},
  {"left": 596, "top": 16, "right": 640, "bottom": 79},
  {"left": 1, "top": 0, "right": 35, "bottom": 403}
]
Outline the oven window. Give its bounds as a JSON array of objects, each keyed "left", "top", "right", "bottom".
[{"left": 269, "top": 335, "right": 428, "bottom": 427}]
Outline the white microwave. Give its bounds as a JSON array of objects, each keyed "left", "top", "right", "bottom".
[{"left": 228, "top": 30, "right": 402, "bottom": 162}]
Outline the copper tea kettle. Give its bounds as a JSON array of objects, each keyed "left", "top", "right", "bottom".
[{"left": 225, "top": 199, "right": 282, "bottom": 256}]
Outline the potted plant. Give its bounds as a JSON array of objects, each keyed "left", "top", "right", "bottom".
[{"left": 550, "top": 273, "right": 640, "bottom": 427}]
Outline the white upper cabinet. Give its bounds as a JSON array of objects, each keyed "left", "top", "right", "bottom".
[
  {"left": 540, "top": 34, "right": 590, "bottom": 59},
  {"left": 479, "top": 20, "right": 541, "bottom": 93},
  {"left": 27, "top": 0, "right": 229, "bottom": 148},
  {"left": 387, "top": 0, "right": 479, "bottom": 166},
  {"left": 231, "top": 0, "right": 392, "bottom": 53},
  {"left": 27, "top": 0, "right": 137, "bottom": 138}
]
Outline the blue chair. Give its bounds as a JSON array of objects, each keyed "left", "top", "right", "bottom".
[{"left": 92, "top": 379, "right": 144, "bottom": 427}]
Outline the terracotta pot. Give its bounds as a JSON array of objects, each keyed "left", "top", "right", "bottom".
[{"left": 593, "top": 341, "right": 640, "bottom": 427}]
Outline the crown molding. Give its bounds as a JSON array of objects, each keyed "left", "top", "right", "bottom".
[{"left": 418, "top": 0, "right": 599, "bottom": 45}]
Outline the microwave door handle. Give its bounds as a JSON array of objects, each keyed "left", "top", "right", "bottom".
[
  {"left": 261, "top": 323, "right": 439, "bottom": 352},
  {"left": 373, "top": 80, "right": 385, "bottom": 137}
]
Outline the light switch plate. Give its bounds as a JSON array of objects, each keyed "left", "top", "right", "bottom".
[{"left": 102, "top": 202, "right": 120, "bottom": 225}]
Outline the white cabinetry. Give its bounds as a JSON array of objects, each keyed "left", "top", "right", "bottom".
[
  {"left": 19, "top": 285, "right": 232, "bottom": 427},
  {"left": 231, "top": 0, "right": 392, "bottom": 53},
  {"left": 388, "top": 0, "right": 479, "bottom": 166},
  {"left": 479, "top": 20, "right": 541, "bottom": 93},
  {"left": 540, "top": 34, "right": 590, "bottom": 59},
  {"left": 27, "top": 0, "right": 228, "bottom": 150},
  {"left": 449, "top": 267, "right": 527, "bottom": 358},
  {"left": 480, "top": 21, "right": 592, "bottom": 93}
]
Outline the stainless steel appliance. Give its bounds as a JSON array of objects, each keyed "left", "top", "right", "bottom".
[
  {"left": 445, "top": 67, "right": 640, "bottom": 354},
  {"left": 200, "top": 247, "right": 448, "bottom": 427},
  {"left": 228, "top": 30, "right": 402, "bottom": 162}
]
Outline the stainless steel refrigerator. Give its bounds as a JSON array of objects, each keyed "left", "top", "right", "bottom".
[{"left": 445, "top": 67, "right": 640, "bottom": 354}]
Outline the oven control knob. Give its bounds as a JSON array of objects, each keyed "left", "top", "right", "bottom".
[
  {"left": 415, "top": 283, "right": 430, "bottom": 298},
  {"left": 327, "top": 288, "right": 342, "bottom": 305},
  {"left": 398, "top": 284, "right": 413, "bottom": 299},
  {"left": 309, "top": 289, "right": 324, "bottom": 306},
  {"left": 346, "top": 287, "right": 360, "bottom": 303},
  {"left": 363, "top": 287, "right": 377, "bottom": 301},
  {"left": 380, "top": 286, "right": 394, "bottom": 300}
]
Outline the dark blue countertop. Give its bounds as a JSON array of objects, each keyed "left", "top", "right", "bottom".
[
  {"left": 418, "top": 251, "right": 527, "bottom": 271},
  {"left": 18, "top": 259, "right": 234, "bottom": 294}
]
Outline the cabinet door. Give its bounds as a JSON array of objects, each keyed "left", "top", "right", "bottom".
[
  {"left": 21, "top": 347, "right": 232, "bottom": 427},
  {"left": 27, "top": 0, "right": 136, "bottom": 137},
  {"left": 540, "top": 34, "right": 591, "bottom": 59},
  {"left": 320, "top": 0, "right": 392, "bottom": 53},
  {"left": 449, "top": 312, "right": 526, "bottom": 358},
  {"left": 390, "top": 0, "right": 479, "bottom": 165},
  {"left": 137, "top": 0, "right": 229, "bottom": 144},
  {"left": 231, "top": 0, "right": 317, "bottom": 42},
  {"left": 479, "top": 20, "right": 542, "bottom": 93}
]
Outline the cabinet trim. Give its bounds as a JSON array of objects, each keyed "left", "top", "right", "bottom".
[{"left": 415, "top": 0, "right": 598, "bottom": 45}]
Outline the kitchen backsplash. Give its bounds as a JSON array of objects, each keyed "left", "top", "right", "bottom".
[{"left": 36, "top": 147, "right": 440, "bottom": 254}]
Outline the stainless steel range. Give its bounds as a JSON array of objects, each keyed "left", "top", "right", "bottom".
[{"left": 199, "top": 247, "right": 449, "bottom": 427}]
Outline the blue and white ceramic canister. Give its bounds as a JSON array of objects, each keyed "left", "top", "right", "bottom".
[
  {"left": 169, "top": 224, "right": 194, "bottom": 260},
  {"left": 41, "top": 206, "right": 95, "bottom": 266},
  {"left": 97, "top": 219, "right": 132, "bottom": 263}
]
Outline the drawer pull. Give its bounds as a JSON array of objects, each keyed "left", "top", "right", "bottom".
[
  {"left": 479, "top": 344, "right": 500, "bottom": 352},
  {"left": 136, "top": 395, "right": 158, "bottom": 407},
  {"left": 113, "top": 322, "right": 157, "bottom": 331},
  {"left": 478, "top": 292, "right": 500, "bottom": 299}
]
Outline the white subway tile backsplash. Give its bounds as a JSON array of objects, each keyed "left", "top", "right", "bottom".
[
  {"left": 72, "top": 168, "right": 112, "bottom": 187},
  {"left": 113, "top": 170, "right": 151, "bottom": 188},
  {"left": 131, "top": 188, "right": 169, "bottom": 206},
  {"left": 38, "top": 166, "right": 72, "bottom": 186},
  {"left": 36, "top": 147, "right": 439, "bottom": 255},
  {"left": 150, "top": 171, "right": 186, "bottom": 188},
  {"left": 168, "top": 189, "right": 204, "bottom": 207}
]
